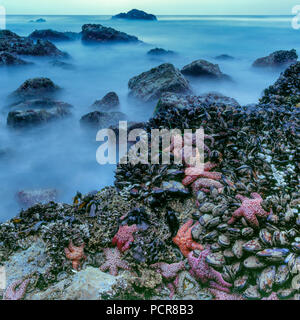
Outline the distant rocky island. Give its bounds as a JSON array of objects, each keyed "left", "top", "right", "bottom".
[{"left": 112, "top": 9, "right": 157, "bottom": 21}]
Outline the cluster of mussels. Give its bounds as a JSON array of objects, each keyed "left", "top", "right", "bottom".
[{"left": 114, "top": 65, "right": 299, "bottom": 300}]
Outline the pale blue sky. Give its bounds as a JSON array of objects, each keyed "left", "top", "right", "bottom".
[{"left": 0, "top": 0, "right": 297, "bottom": 15}]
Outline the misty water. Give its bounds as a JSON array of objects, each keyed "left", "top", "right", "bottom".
[{"left": 0, "top": 15, "right": 299, "bottom": 221}]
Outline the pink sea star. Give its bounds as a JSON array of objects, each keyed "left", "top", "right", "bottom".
[
  {"left": 228, "top": 193, "right": 270, "bottom": 227},
  {"left": 100, "top": 248, "right": 130, "bottom": 276},
  {"left": 150, "top": 261, "right": 185, "bottom": 299},
  {"left": 182, "top": 162, "right": 222, "bottom": 186},
  {"left": 188, "top": 248, "right": 232, "bottom": 293},
  {"left": 112, "top": 224, "right": 138, "bottom": 252},
  {"left": 173, "top": 219, "right": 204, "bottom": 258},
  {"left": 4, "top": 279, "right": 30, "bottom": 300},
  {"left": 64, "top": 241, "right": 86, "bottom": 271}
]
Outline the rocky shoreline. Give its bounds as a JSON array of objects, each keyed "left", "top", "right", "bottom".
[{"left": 0, "top": 20, "right": 299, "bottom": 300}]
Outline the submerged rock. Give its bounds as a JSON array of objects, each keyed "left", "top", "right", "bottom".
[
  {"left": 10, "top": 99, "right": 73, "bottom": 111},
  {"left": 91, "top": 92, "right": 120, "bottom": 110},
  {"left": 11, "top": 78, "right": 61, "bottom": 101},
  {"left": 154, "top": 92, "right": 240, "bottom": 114},
  {"left": 48, "top": 60, "right": 74, "bottom": 70},
  {"left": 0, "top": 30, "right": 67, "bottom": 57},
  {"left": 7, "top": 107, "right": 71, "bottom": 129},
  {"left": 252, "top": 49, "right": 298, "bottom": 68},
  {"left": 81, "top": 24, "right": 140, "bottom": 43},
  {"left": 181, "top": 59, "right": 231, "bottom": 80},
  {"left": 29, "top": 29, "right": 80, "bottom": 42},
  {"left": 80, "top": 111, "right": 127, "bottom": 129},
  {"left": 0, "top": 52, "right": 30, "bottom": 66},
  {"left": 112, "top": 9, "right": 157, "bottom": 21},
  {"left": 147, "top": 48, "right": 175, "bottom": 56},
  {"left": 215, "top": 54, "right": 235, "bottom": 61},
  {"left": 128, "top": 63, "right": 191, "bottom": 102}
]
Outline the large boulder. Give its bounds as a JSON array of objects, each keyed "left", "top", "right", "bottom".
[
  {"left": 29, "top": 29, "right": 80, "bottom": 41},
  {"left": 11, "top": 78, "right": 61, "bottom": 101},
  {"left": 260, "top": 62, "right": 300, "bottom": 107},
  {"left": 91, "top": 92, "right": 120, "bottom": 110},
  {"left": 253, "top": 49, "right": 298, "bottom": 68},
  {"left": 81, "top": 24, "right": 140, "bottom": 43},
  {"left": 0, "top": 30, "right": 67, "bottom": 57},
  {"left": 0, "top": 52, "right": 30, "bottom": 66},
  {"left": 181, "top": 59, "right": 231, "bottom": 80},
  {"left": 112, "top": 9, "right": 157, "bottom": 21},
  {"left": 80, "top": 111, "right": 127, "bottom": 129},
  {"left": 128, "top": 63, "right": 191, "bottom": 102},
  {"left": 154, "top": 92, "right": 240, "bottom": 115}
]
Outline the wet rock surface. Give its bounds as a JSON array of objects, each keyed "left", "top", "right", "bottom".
[
  {"left": 147, "top": 48, "right": 175, "bottom": 56},
  {"left": 80, "top": 110, "right": 127, "bottom": 129},
  {"left": 91, "top": 92, "right": 120, "bottom": 110},
  {"left": 128, "top": 63, "right": 191, "bottom": 102},
  {"left": 0, "top": 52, "right": 31, "bottom": 66},
  {"left": 181, "top": 59, "right": 231, "bottom": 80},
  {"left": 0, "top": 30, "right": 67, "bottom": 57},
  {"left": 253, "top": 49, "right": 298, "bottom": 68},
  {"left": 29, "top": 29, "right": 80, "bottom": 41},
  {"left": 81, "top": 24, "right": 140, "bottom": 43}
]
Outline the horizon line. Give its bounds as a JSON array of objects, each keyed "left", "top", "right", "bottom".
[{"left": 5, "top": 13, "right": 294, "bottom": 16}]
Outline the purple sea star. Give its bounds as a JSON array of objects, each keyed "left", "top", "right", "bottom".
[
  {"left": 188, "top": 248, "right": 232, "bottom": 293},
  {"left": 228, "top": 193, "right": 270, "bottom": 227},
  {"left": 4, "top": 279, "right": 30, "bottom": 300},
  {"left": 100, "top": 248, "right": 131, "bottom": 276}
]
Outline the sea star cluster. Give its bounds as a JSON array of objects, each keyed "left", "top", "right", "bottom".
[
  {"left": 173, "top": 219, "right": 204, "bottom": 257},
  {"left": 4, "top": 279, "right": 30, "bottom": 300},
  {"left": 112, "top": 224, "right": 138, "bottom": 252},
  {"left": 64, "top": 241, "right": 86, "bottom": 271},
  {"left": 100, "top": 248, "right": 131, "bottom": 276},
  {"left": 188, "top": 248, "right": 232, "bottom": 293},
  {"left": 228, "top": 193, "right": 270, "bottom": 227}
]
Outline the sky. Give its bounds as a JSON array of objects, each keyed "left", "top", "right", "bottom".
[{"left": 0, "top": 0, "right": 298, "bottom": 15}]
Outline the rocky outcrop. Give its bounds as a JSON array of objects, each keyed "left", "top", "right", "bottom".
[
  {"left": 10, "top": 99, "right": 73, "bottom": 110},
  {"left": 29, "top": 18, "right": 46, "bottom": 23},
  {"left": 11, "top": 78, "right": 61, "bottom": 101},
  {"left": 253, "top": 49, "right": 298, "bottom": 68},
  {"left": 181, "top": 59, "right": 231, "bottom": 80},
  {"left": 49, "top": 60, "right": 74, "bottom": 70},
  {"left": 80, "top": 111, "right": 127, "bottom": 129},
  {"left": 0, "top": 30, "right": 67, "bottom": 57},
  {"left": 81, "top": 24, "right": 140, "bottom": 43},
  {"left": 29, "top": 29, "right": 80, "bottom": 42},
  {"left": 91, "top": 92, "right": 120, "bottom": 110},
  {"left": 7, "top": 107, "right": 71, "bottom": 129},
  {"left": 147, "top": 48, "right": 175, "bottom": 56},
  {"left": 0, "top": 52, "right": 30, "bottom": 66},
  {"left": 128, "top": 63, "right": 191, "bottom": 102},
  {"left": 112, "top": 9, "right": 157, "bottom": 21},
  {"left": 154, "top": 92, "right": 240, "bottom": 115},
  {"left": 260, "top": 62, "right": 300, "bottom": 107}
]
